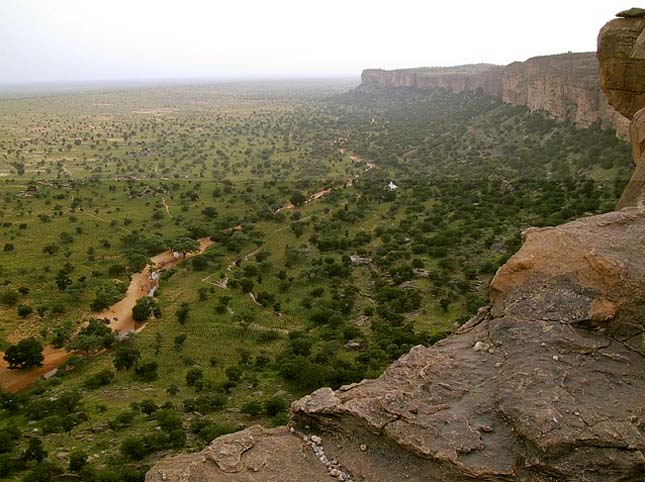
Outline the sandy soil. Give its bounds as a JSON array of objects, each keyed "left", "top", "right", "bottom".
[{"left": 0, "top": 238, "right": 213, "bottom": 393}]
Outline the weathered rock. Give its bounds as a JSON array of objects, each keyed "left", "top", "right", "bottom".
[
  {"left": 617, "top": 8, "right": 645, "bottom": 18},
  {"left": 360, "top": 53, "right": 629, "bottom": 139},
  {"left": 146, "top": 426, "right": 333, "bottom": 482},
  {"left": 598, "top": 14, "right": 645, "bottom": 120},
  {"left": 598, "top": 11, "right": 645, "bottom": 208}
]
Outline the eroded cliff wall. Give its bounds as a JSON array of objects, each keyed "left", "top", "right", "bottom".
[{"left": 361, "top": 53, "right": 630, "bottom": 138}]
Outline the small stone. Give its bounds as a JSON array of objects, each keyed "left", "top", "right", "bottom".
[
  {"left": 359, "top": 443, "right": 367, "bottom": 452},
  {"left": 552, "top": 355, "right": 559, "bottom": 361},
  {"left": 311, "top": 435, "right": 322, "bottom": 444},
  {"left": 473, "top": 341, "right": 490, "bottom": 352},
  {"left": 329, "top": 468, "right": 340, "bottom": 477}
]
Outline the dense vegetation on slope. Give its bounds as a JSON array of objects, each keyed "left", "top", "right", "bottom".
[{"left": 0, "top": 82, "right": 631, "bottom": 481}]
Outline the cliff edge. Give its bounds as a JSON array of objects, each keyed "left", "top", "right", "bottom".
[
  {"left": 146, "top": 11, "right": 645, "bottom": 482},
  {"left": 361, "top": 53, "right": 629, "bottom": 139}
]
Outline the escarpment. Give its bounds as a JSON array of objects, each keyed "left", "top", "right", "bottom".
[
  {"left": 147, "top": 11, "right": 645, "bottom": 482},
  {"left": 361, "top": 53, "right": 630, "bottom": 139}
]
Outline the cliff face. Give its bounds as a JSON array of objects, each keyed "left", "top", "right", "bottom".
[
  {"left": 598, "top": 9, "right": 645, "bottom": 208},
  {"left": 361, "top": 53, "right": 630, "bottom": 138},
  {"left": 147, "top": 11, "right": 645, "bottom": 482},
  {"left": 361, "top": 64, "right": 504, "bottom": 97}
]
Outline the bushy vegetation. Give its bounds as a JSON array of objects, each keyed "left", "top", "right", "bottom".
[{"left": 0, "top": 81, "right": 630, "bottom": 481}]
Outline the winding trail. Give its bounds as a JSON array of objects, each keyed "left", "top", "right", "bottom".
[
  {"left": 162, "top": 198, "right": 173, "bottom": 218},
  {"left": 0, "top": 238, "right": 213, "bottom": 393}
]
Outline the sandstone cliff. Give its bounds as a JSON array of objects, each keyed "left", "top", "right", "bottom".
[
  {"left": 146, "top": 11, "right": 645, "bottom": 482},
  {"left": 599, "top": 8, "right": 645, "bottom": 208},
  {"left": 361, "top": 53, "right": 630, "bottom": 138}
]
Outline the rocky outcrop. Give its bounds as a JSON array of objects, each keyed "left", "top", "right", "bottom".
[
  {"left": 360, "top": 53, "right": 630, "bottom": 138},
  {"left": 145, "top": 426, "right": 336, "bottom": 482},
  {"left": 598, "top": 9, "right": 645, "bottom": 121},
  {"left": 598, "top": 9, "right": 645, "bottom": 208},
  {"left": 361, "top": 64, "right": 503, "bottom": 97},
  {"left": 147, "top": 11, "right": 645, "bottom": 482}
]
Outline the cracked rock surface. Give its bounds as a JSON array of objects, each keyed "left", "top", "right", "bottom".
[{"left": 145, "top": 426, "right": 333, "bottom": 482}]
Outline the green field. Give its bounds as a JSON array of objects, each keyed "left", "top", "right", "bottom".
[{"left": 0, "top": 81, "right": 632, "bottom": 482}]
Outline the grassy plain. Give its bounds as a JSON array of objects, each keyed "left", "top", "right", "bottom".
[{"left": 0, "top": 81, "right": 632, "bottom": 481}]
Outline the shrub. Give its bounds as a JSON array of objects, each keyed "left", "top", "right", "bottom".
[
  {"left": 120, "top": 437, "right": 147, "bottom": 461},
  {"left": 185, "top": 368, "right": 203, "bottom": 387},
  {"left": 69, "top": 449, "right": 87, "bottom": 472},
  {"left": 84, "top": 369, "right": 115, "bottom": 389},
  {"left": 264, "top": 397, "right": 288, "bottom": 417},
  {"left": 0, "top": 288, "right": 19, "bottom": 306},
  {"left": 134, "top": 361, "right": 158, "bottom": 381},
  {"left": 241, "top": 400, "right": 262, "bottom": 417}
]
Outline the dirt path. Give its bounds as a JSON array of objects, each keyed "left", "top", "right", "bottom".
[
  {"left": 0, "top": 237, "right": 213, "bottom": 393},
  {"left": 162, "top": 198, "right": 173, "bottom": 218}
]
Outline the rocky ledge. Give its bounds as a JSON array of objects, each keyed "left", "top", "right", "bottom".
[{"left": 147, "top": 11, "right": 645, "bottom": 482}]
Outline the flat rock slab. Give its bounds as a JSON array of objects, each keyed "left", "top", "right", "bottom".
[{"left": 146, "top": 426, "right": 333, "bottom": 482}]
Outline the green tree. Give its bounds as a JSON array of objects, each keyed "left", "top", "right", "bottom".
[
  {"left": 171, "top": 237, "right": 200, "bottom": 258},
  {"left": 113, "top": 344, "right": 141, "bottom": 371},
  {"left": 23, "top": 438, "right": 47, "bottom": 462},
  {"left": 67, "top": 319, "right": 116, "bottom": 354},
  {"left": 132, "top": 296, "right": 159, "bottom": 322},
  {"left": 3, "top": 338, "right": 43, "bottom": 369},
  {"left": 176, "top": 303, "right": 191, "bottom": 325},
  {"left": 55, "top": 269, "right": 72, "bottom": 291},
  {"left": 289, "top": 192, "right": 307, "bottom": 207}
]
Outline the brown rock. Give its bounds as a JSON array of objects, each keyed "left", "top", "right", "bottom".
[
  {"left": 617, "top": 8, "right": 645, "bottom": 19},
  {"left": 598, "top": 12, "right": 645, "bottom": 208},
  {"left": 288, "top": 209, "right": 645, "bottom": 482},
  {"left": 146, "top": 426, "right": 332, "bottom": 482},
  {"left": 598, "top": 15, "right": 645, "bottom": 120}
]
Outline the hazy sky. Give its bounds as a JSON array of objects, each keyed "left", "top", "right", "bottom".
[{"left": 0, "top": 0, "right": 635, "bottom": 83}]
